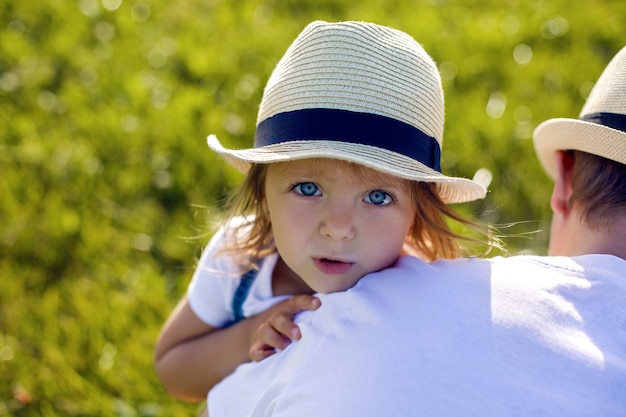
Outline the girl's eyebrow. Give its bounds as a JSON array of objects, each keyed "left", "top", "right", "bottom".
[
  {"left": 275, "top": 162, "right": 411, "bottom": 190},
  {"left": 288, "top": 171, "right": 408, "bottom": 193},
  {"left": 277, "top": 166, "right": 332, "bottom": 180}
]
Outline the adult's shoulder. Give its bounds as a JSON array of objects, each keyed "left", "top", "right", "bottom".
[{"left": 351, "top": 255, "right": 495, "bottom": 293}]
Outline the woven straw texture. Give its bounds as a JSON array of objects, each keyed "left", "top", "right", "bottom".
[
  {"left": 208, "top": 21, "right": 487, "bottom": 203},
  {"left": 258, "top": 21, "right": 444, "bottom": 144},
  {"left": 534, "top": 46, "right": 626, "bottom": 179}
]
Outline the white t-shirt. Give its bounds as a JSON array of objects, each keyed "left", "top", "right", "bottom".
[
  {"left": 187, "top": 220, "right": 288, "bottom": 327},
  {"left": 208, "top": 254, "right": 626, "bottom": 417}
]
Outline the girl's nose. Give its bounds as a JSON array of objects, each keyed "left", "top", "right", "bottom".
[{"left": 319, "top": 202, "right": 356, "bottom": 241}]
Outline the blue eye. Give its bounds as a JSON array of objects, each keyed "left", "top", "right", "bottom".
[
  {"left": 293, "top": 182, "right": 321, "bottom": 196},
  {"left": 364, "top": 190, "right": 392, "bottom": 205}
]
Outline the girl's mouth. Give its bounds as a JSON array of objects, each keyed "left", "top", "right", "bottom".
[{"left": 313, "top": 257, "right": 354, "bottom": 275}]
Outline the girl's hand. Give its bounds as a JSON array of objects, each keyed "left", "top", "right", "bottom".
[{"left": 249, "top": 295, "right": 321, "bottom": 362}]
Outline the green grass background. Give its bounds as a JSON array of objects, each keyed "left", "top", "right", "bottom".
[{"left": 1, "top": 0, "right": 625, "bottom": 415}]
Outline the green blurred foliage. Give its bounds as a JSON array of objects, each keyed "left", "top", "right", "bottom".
[{"left": 1, "top": 0, "right": 625, "bottom": 415}]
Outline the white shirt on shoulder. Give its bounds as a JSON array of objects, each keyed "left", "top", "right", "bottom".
[{"left": 209, "top": 254, "right": 626, "bottom": 417}]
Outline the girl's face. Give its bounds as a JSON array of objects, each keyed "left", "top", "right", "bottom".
[{"left": 265, "top": 158, "right": 416, "bottom": 293}]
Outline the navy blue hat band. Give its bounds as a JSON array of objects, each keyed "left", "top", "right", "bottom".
[
  {"left": 255, "top": 108, "right": 442, "bottom": 172},
  {"left": 581, "top": 112, "right": 626, "bottom": 133}
]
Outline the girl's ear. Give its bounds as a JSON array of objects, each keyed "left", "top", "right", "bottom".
[{"left": 550, "top": 150, "right": 575, "bottom": 216}]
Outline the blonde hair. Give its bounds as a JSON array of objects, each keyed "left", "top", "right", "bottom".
[
  {"left": 405, "top": 181, "right": 496, "bottom": 261},
  {"left": 219, "top": 162, "right": 498, "bottom": 270}
]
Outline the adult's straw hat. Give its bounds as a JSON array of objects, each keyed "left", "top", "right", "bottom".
[
  {"left": 533, "top": 45, "right": 626, "bottom": 179},
  {"left": 208, "top": 20, "right": 487, "bottom": 203}
]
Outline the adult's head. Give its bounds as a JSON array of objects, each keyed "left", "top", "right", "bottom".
[{"left": 533, "top": 46, "right": 626, "bottom": 257}]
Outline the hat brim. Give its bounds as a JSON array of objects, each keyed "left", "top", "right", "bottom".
[
  {"left": 533, "top": 118, "right": 626, "bottom": 180},
  {"left": 208, "top": 135, "right": 486, "bottom": 204}
]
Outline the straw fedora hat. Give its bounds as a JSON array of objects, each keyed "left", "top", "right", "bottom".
[
  {"left": 533, "top": 45, "right": 626, "bottom": 179},
  {"left": 208, "top": 20, "right": 487, "bottom": 203}
]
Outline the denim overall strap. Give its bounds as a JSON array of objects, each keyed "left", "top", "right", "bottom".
[{"left": 231, "top": 259, "right": 264, "bottom": 323}]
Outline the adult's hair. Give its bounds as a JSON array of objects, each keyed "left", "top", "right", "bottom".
[{"left": 570, "top": 150, "right": 626, "bottom": 229}]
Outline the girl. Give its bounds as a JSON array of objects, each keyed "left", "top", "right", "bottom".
[{"left": 154, "top": 20, "right": 498, "bottom": 406}]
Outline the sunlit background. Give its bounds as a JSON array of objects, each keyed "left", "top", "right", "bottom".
[{"left": 2, "top": 0, "right": 626, "bottom": 415}]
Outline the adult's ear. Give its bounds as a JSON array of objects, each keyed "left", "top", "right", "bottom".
[{"left": 550, "top": 150, "right": 575, "bottom": 215}]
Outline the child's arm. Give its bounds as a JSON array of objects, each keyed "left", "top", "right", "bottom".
[{"left": 154, "top": 294, "right": 320, "bottom": 401}]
